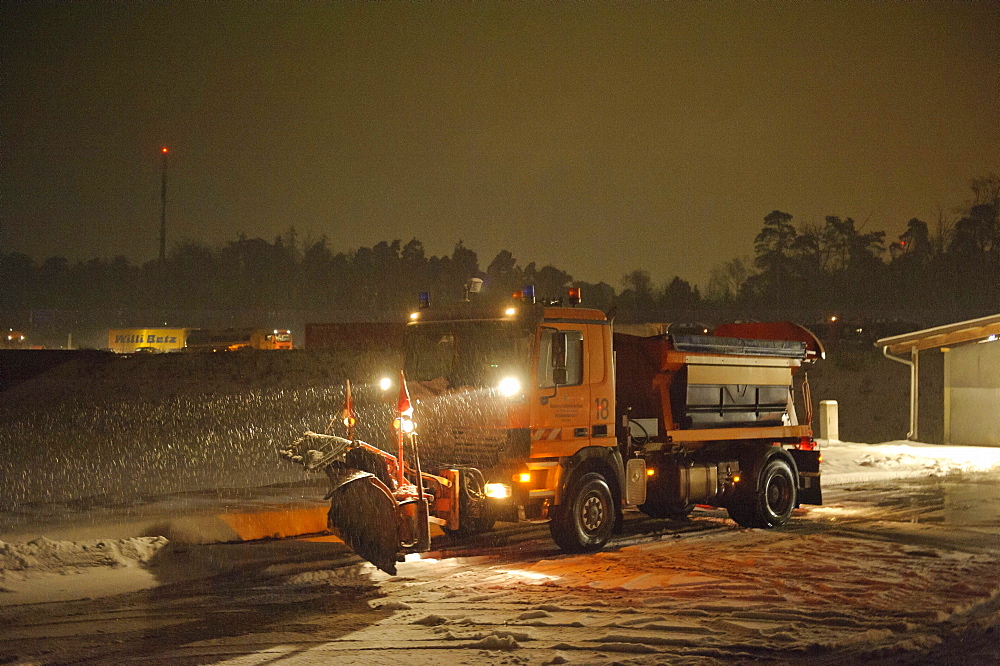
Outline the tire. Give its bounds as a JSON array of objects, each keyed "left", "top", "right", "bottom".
[
  {"left": 727, "top": 455, "right": 797, "bottom": 528},
  {"left": 550, "top": 472, "right": 615, "bottom": 553}
]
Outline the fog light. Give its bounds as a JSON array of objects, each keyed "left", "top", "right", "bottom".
[
  {"left": 393, "top": 417, "right": 415, "bottom": 433},
  {"left": 484, "top": 483, "right": 512, "bottom": 499},
  {"left": 646, "top": 468, "right": 655, "bottom": 477}
]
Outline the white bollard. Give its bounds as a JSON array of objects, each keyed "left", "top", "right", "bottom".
[{"left": 819, "top": 400, "right": 839, "bottom": 441}]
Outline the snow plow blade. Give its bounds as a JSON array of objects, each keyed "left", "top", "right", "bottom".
[{"left": 327, "top": 471, "right": 401, "bottom": 575}]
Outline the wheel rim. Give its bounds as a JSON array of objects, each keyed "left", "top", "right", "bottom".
[
  {"left": 765, "top": 471, "right": 793, "bottom": 518},
  {"left": 580, "top": 493, "right": 605, "bottom": 533}
]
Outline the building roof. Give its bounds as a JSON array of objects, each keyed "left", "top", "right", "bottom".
[{"left": 876, "top": 313, "right": 1000, "bottom": 353}]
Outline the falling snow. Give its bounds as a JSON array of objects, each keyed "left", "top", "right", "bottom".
[{"left": 3, "top": 353, "right": 1000, "bottom": 663}]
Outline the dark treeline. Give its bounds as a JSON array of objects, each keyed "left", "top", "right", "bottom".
[
  {"left": 1, "top": 176, "right": 997, "bottom": 333},
  {"left": 0, "top": 235, "right": 605, "bottom": 321}
]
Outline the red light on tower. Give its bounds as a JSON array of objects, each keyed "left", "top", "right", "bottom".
[{"left": 159, "top": 146, "right": 169, "bottom": 262}]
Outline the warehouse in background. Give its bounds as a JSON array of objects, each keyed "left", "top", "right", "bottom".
[
  {"left": 107, "top": 328, "right": 293, "bottom": 353},
  {"left": 108, "top": 328, "right": 187, "bottom": 353},
  {"left": 878, "top": 314, "right": 1000, "bottom": 446}
]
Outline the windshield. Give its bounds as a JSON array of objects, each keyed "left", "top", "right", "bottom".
[{"left": 404, "top": 321, "right": 532, "bottom": 388}]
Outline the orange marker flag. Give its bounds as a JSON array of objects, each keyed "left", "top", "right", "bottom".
[
  {"left": 397, "top": 370, "right": 412, "bottom": 417},
  {"left": 341, "top": 379, "right": 356, "bottom": 433}
]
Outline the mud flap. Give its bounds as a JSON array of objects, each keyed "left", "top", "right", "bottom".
[
  {"left": 788, "top": 448, "right": 822, "bottom": 506},
  {"left": 327, "top": 471, "right": 401, "bottom": 575}
]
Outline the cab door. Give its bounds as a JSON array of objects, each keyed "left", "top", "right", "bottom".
[{"left": 530, "top": 324, "right": 591, "bottom": 457}]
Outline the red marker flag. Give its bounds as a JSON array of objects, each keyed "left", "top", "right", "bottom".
[
  {"left": 341, "top": 379, "right": 356, "bottom": 428},
  {"left": 397, "top": 370, "right": 412, "bottom": 417}
]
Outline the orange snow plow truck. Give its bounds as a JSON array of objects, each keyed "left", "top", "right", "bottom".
[{"left": 280, "top": 286, "right": 824, "bottom": 574}]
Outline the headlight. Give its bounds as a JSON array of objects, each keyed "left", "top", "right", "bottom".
[
  {"left": 379, "top": 377, "right": 393, "bottom": 391},
  {"left": 484, "top": 483, "right": 512, "bottom": 499},
  {"left": 498, "top": 376, "right": 521, "bottom": 397}
]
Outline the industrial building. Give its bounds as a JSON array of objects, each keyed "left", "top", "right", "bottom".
[{"left": 878, "top": 314, "right": 1000, "bottom": 446}]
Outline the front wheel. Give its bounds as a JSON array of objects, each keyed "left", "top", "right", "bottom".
[
  {"left": 550, "top": 472, "right": 615, "bottom": 553},
  {"left": 727, "top": 456, "right": 797, "bottom": 528}
]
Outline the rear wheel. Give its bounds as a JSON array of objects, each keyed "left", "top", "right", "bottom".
[
  {"left": 550, "top": 472, "right": 615, "bottom": 552},
  {"left": 727, "top": 455, "right": 796, "bottom": 528}
]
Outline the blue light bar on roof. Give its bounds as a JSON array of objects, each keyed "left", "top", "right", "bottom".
[{"left": 521, "top": 285, "right": 535, "bottom": 304}]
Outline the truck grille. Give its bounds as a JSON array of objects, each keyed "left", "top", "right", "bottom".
[{"left": 412, "top": 388, "right": 527, "bottom": 469}]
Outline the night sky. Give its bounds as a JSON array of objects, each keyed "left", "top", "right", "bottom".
[{"left": 2, "top": 1, "right": 998, "bottom": 287}]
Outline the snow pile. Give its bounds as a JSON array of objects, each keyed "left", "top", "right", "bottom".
[
  {"left": 821, "top": 439, "right": 1000, "bottom": 485},
  {"left": 0, "top": 536, "right": 167, "bottom": 574}
]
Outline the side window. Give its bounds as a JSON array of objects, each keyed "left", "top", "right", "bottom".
[{"left": 538, "top": 328, "right": 584, "bottom": 387}]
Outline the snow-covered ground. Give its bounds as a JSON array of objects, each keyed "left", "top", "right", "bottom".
[
  {"left": 3, "top": 439, "right": 999, "bottom": 597},
  {"left": 3, "top": 439, "right": 1000, "bottom": 664},
  {"left": 820, "top": 438, "right": 1000, "bottom": 485}
]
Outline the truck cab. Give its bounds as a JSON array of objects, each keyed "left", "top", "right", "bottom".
[{"left": 401, "top": 290, "right": 624, "bottom": 549}]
